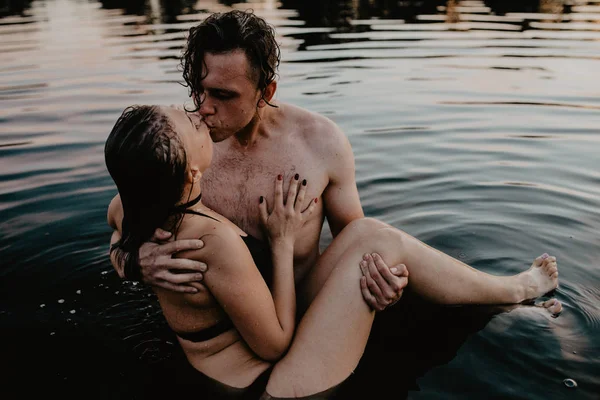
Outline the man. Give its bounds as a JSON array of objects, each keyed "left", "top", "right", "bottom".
[
  {"left": 109, "top": 10, "right": 559, "bottom": 313},
  {"left": 109, "top": 9, "right": 407, "bottom": 311}
]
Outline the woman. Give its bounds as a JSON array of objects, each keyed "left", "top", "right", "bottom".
[{"left": 105, "top": 105, "right": 561, "bottom": 399}]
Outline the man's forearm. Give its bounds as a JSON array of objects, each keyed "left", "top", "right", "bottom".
[{"left": 110, "top": 230, "right": 125, "bottom": 278}]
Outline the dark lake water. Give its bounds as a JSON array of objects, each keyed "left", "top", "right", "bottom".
[{"left": 1, "top": 0, "right": 599, "bottom": 398}]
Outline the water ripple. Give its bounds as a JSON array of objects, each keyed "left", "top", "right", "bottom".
[
  {"left": 440, "top": 100, "right": 600, "bottom": 110},
  {"left": 2, "top": 1, "right": 600, "bottom": 398}
]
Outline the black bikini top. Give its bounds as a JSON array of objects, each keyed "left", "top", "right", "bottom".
[{"left": 170, "top": 193, "right": 274, "bottom": 342}]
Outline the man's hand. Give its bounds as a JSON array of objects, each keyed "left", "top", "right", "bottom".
[
  {"left": 139, "top": 228, "right": 207, "bottom": 293},
  {"left": 359, "top": 253, "right": 408, "bottom": 312}
]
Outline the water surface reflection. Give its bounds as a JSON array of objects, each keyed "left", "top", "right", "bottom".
[{"left": 1, "top": 0, "right": 599, "bottom": 398}]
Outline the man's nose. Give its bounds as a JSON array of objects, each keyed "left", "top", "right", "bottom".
[{"left": 198, "top": 96, "right": 215, "bottom": 116}]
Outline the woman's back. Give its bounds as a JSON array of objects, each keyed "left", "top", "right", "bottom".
[{"left": 153, "top": 206, "right": 273, "bottom": 388}]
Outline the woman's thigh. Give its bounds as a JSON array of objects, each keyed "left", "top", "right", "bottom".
[
  {"left": 266, "top": 221, "right": 405, "bottom": 397},
  {"left": 298, "top": 217, "right": 391, "bottom": 311}
]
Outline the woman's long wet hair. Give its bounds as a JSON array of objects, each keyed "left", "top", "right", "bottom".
[
  {"left": 105, "top": 105, "right": 188, "bottom": 280},
  {"left": 180, "top": 9, "right": 281, "bottom": 111}
]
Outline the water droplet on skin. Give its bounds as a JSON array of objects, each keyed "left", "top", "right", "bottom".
[{"left": 563, "top": 379, "right": 577, "bottom": 388}]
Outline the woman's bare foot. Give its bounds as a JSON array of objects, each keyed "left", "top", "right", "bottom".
[{"left": 516, "top": 253, "right": 559, "bottom": 302}]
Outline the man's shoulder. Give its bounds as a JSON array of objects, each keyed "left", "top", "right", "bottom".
[
  {"left": 281, "top": 102, "right": 339, "bottom": 129},
  {"left": 280, "top": 102, "right": 347, "bottom": 149}
]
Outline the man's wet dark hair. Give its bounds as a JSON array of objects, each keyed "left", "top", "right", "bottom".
[
  {"left": 105, "top": 105, "right": 188, "bottom": 280},
  {"left": 180, "top": 9, "right": 281, "bottom": 111}
]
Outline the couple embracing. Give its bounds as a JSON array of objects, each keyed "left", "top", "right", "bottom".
[{"left": 105, "top": 10, "right": 561, "bottom": 399}]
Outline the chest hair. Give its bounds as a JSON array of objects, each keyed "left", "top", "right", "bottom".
[{"left": 201, "top": 149, "right": 298, "bottom": 235}]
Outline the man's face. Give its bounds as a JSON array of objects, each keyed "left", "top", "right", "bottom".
[{"left": 196, "top": 50, "right": 262, "bottom": 142}]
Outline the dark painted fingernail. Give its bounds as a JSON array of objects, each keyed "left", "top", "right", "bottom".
[
  {"left": 260, "top": 196, "right": 264, "bottom": 203},
  {"left": 294, "top": 173, "right": 299, "bottom": 180},
  {"left": 302, "top": 179, "right": 307, "bottom": 186},
  {"left": 277, "top": 174, "right": 282, "bottom": 180}
]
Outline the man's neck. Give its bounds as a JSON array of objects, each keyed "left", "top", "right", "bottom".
[{"left": 232, "top": 105, "right": 278, "bottom": 150}]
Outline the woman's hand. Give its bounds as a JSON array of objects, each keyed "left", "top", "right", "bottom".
[{"left": 259, "top": 174, "right": 317, "bottom": 247}]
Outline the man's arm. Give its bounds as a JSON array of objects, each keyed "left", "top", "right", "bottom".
[
  {"left": 319, "top": 120, "right": 407, "bottom": 311},
  {"left": 110, "top": 230, "right": 125, "bottom": 278},
  {"left": 107, "top": 195, "right": 126, "bottom": 278},
  {"left": 319, "top": 122, "right": 364, "bottom": 237},
  {"left": 106, "top": 194, "right": 207, "bottom": 293}
]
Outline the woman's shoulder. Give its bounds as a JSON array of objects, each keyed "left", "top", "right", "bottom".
[
  {"left": 107, "top": 194, "right": 123, "bottom": 231},
  {"left": 175, "top": 213, "right": 249, "bottom": 263},
  {"left": 177, "top": 211, "right": 228, "bottom": 239}
]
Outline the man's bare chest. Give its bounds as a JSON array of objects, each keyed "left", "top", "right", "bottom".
[{"left": 201, "top": 148, "right": 326, "bottom": 236}]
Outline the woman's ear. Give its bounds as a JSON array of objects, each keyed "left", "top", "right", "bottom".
[{"left": 258, "top": 81, "right": 277, "bottom": 108}]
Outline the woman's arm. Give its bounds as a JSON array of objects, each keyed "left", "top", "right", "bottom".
[
  {"left": 257, "top": 174, "right": 317, "bottom": 343},
  {"left": 185, "top": 226, "right": 295, "bottom": 361},
  {"left": 179, "top": 176, "right": 316, "bottom": 361}
]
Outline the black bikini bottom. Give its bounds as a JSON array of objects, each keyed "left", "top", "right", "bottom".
[
  {"left": 172, "top": 358, "right": 345, "bottom": 400},
  {"left": 259, "top": 382, "right": 343, "bottom": 400},
  {"left": 173, "top": 360, "right": 271, "bottom": 400}
]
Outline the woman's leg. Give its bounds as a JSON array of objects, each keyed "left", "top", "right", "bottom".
[
  {"left": 300, "top": 218, "right": 559, "bottom": 309},
  {"left": 266, "top": 218, "right": 559, "bottom": 397}
]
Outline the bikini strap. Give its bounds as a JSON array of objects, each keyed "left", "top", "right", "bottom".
[
  {"left": 169, "top": 192, "right": 221, "bottom": 223},
  {"left": 180, "top": 209, "right": 221, "bottom": 223}
]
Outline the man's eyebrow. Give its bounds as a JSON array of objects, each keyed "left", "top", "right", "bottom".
[{"left": 209, "top": 88, "right": 238, "bottom": 95}]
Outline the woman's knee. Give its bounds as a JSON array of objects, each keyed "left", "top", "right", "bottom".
[
  {"left": 344, "top": 218, "right": 405, "bottom": 250},
  {"left": 352, "top": 225, "right": 409, "bottom": 269},
  {"left": 342, "top": 217, "right": 390, "bottom": 239}
]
